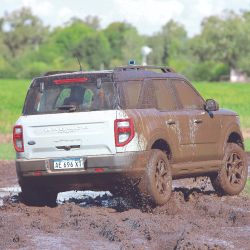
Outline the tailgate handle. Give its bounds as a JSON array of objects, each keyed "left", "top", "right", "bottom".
[{"left": 56, "top": 145, "right": 80, "bottom": 151}]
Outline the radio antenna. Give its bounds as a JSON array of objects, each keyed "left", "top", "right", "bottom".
[{"left": 75, "top": 56, "right": 83, "bottom": 71}]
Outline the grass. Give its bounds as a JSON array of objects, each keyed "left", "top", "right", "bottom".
[
  {"left": 194, "top": 82, "right": 250, "bottom": 129},
  {"left": 0, "top": 143, "right": 15, "bottom": 160},
  {"left": 245, "top": 138, "right": 250, "bottom": 152},
  {"left": 0, "top": 79, "right": 30, "bottom": 134},
  {"left": 244, "top": 179, "right": 250, "bottom": 196}
]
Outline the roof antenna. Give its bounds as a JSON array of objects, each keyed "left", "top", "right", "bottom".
[{"left": 75, "top": 56, "right": 83, "bottom": 71}]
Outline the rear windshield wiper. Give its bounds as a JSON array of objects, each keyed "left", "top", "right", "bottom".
[{"left": 57, "top": 105, "right": 77, "bottom": 112}]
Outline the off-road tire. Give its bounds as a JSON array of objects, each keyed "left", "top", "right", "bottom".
[
  {"left": 20, "top": 185, "right": 58, "bottom": 207},
  {"left": 138, "top": 149, "right": 172, "bottom": 206},
  {"left": 211, "top": 143, "right": 248, "bottom": 195}
]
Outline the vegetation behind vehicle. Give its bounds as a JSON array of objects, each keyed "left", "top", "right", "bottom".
[{"left": 1, "top": 8, "right": 250, "bottom": 81}]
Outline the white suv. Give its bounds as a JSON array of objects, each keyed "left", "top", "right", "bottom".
[{"left": 14, "top": 66, "right": 247, "bottom": 207}]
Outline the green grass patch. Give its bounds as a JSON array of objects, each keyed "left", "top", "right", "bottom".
[
  {"left": 245, "top": 138, "right": 250, "bottom": 152},
  {"left": 0, "top": 143, "right": 15, "bottom": 160},
  {"left": 194, "top": 82, "right": 250, "bottom": 129},
  {"left": 244, "top": 178, "right": 250, "bottom": 196},
  {"left": 0, "top": 79, "right": 30, "bottom": 134}
]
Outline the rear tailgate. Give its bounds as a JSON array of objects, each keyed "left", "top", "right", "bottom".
[{"left": 16, "top": 111, "right": 117, "bottom": 159}]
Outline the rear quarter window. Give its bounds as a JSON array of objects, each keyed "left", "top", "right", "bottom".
[
  {"left": 118, "top": 81, "right": 142, "bottom": 109},
  {"left": 118, "top": 79, "right": 158, "bottom": 109}
]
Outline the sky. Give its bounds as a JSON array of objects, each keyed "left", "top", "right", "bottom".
[{"left": 1, "top": 0, "right": 250, "bottom": 37}]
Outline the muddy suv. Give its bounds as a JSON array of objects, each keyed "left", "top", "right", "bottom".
[{"left": 13, "top": 65, "right": 248, "bottom": 206}]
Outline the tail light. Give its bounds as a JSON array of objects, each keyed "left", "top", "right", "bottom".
[
  {"left": 13, "top": 125, "right": 24, "bottom": 152},
  {"left": 114, "top": 118, "right": 134, "bottom": 147}
]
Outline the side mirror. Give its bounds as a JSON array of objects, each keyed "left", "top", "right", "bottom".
[{"left": 205, "top": 99, "right": 219, "bottom": 112}]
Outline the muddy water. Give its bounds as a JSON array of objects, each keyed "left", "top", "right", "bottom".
[{"left": 0, "top": 161, "right": 250, "bottom": 249}]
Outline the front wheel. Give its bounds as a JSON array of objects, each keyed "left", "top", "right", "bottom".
[
  {"left": 138, "top": 150, "right": 172, "bottom": 206},
  {"left": 210, "top": 143, "right": 248, "bottom": 195}
]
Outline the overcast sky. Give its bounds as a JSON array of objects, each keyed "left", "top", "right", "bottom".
[{"left": 1, "top": 0, "right": 250, "bottom": 37}]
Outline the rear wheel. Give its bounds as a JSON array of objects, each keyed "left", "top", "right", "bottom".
[
  {"left": 20, "top": 185, "right": 58, "bottom": 207},
  {"left": 210, "top": 143, "right": 248, "bottom": 195},
  {"left": 138, "top": 150, "right": 172, "bottom": 206}
]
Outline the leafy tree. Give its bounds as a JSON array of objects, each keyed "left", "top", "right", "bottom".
[
  {"left": 161, "top": 20, "right": 188, "bottom": 64},
  {"left": 0, "top": 7, "right": 48, "bottom": 57},
  {"left": 148, "top": 20, "right": 188, "bottom": 64},
  {"left": 104, "top": 22, "right": 130, "bottom": 60},
  {"left": 189, "top": 11, "right": 250, "bottom": 77},
  {"left": 84, "top": 15, "right": 101, "bottom": 30},
  {"left": 74, "top": 32, "right": 111, "bottom": 69},
  {"left": 104, "top": 22, "right": 144, "bottom": 65},
  {"left": 237, "top": 11, "right": 250, "bottom": 74},
  {"left": 1, "top": 7, "right": 250, "bottom": 80},
  {"left": 148, "top": 20, "right": 191, "bottom": 74}
]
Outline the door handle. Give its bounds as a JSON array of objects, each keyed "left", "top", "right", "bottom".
[
  {"left": 166, "top": 120, "right": 176, "bottom": 125},
  {"left": 194, "top": 119, "right": 203, "bottom": 124}
]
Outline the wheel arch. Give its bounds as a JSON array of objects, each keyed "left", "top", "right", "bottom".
[
  {"left": 227, "top": 131, "right": 244, "bottom": 149},
  {"left": 220, "top": 123, "right": 244, "bottom": 157},
  {"left": 150, "top": 138, "right": 172, "bottom": 160}
]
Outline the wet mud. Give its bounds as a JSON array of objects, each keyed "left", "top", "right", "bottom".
[{"left": 0, "top": 160, "right": 250, "bottom": 249}]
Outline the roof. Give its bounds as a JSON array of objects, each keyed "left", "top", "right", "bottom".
[
  {"left": 113, "top": 65, "right": 185, "bottom": 82},
  {"left": 38, "top": 65, "right": 186, "bottom": 82}
]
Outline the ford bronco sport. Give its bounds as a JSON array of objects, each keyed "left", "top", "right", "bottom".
[{"left": 13, "top": 65, "right": 248, "bottom": 206}]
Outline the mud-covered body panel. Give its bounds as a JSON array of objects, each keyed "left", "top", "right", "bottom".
[{"left": 127, "top": 107, "right": 242, "bottom": 181}]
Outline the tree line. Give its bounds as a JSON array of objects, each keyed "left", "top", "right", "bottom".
[{"left": 0, "top": 7, "right": 250, "bottom": 80}]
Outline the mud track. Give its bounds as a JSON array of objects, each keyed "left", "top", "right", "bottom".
[{"left": 0, "top": 159, "right": 249, "bottom": 249}]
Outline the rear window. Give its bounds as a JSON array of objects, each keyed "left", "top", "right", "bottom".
[{"left": 23, "top": 74, "right": 117, "bottom": 115}]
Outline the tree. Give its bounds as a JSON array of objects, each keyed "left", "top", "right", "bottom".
[
  {"left": 104, "top": 22, "right": 144, "bottom": 65},
  {"left": 1, "top": 7, "right": 48, "bottom": 57},
  {"left": 189, "top": 11, "right": 250, "bottom": 75},
  {"left": 74, "top": 32, "right": 111, "bottom": 69},
  {"left": 236, "top": 11, "right": 250, "bottom": 74},
  {"left": 84, "top": 15, "right": 101, "bottom": 30},
  {"left": 148, "top": 20, "right": 190, "bottom": 74}
]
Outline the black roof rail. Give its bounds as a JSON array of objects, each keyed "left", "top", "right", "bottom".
[
  {"left": 114, "top": 65, "right": 175, "bottom": 73},
  {"left": 42, "top": 71, "right": 77, "bottom": 76}
]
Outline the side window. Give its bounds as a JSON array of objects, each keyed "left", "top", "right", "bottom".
[
  {"left": 118, "top": 80, "right": 157, "bottom": 109},
  {"left": 118, "top": 81, "right": 142, "bottom": 108},
  {"left": 173, "top": 80, "right": 204, "bottom": 110},
  {"left": 153, "top": 79, "right": 176, "bottom": 110},
  {"left": 138, "top": 79, "right": 157, "bottom": 109}
]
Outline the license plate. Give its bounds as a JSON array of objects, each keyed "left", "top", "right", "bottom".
[{"left": 53, "top": 158, "right": 84, "bottom": 170}]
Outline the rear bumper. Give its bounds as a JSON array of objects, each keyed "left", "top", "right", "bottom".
[{"left": 16, "top": 151, "right": 149, "bottom": 191}]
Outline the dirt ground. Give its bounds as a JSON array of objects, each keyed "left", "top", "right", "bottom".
[{"left": 0, "top": 158, "right": 249, "bottom": 250}]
